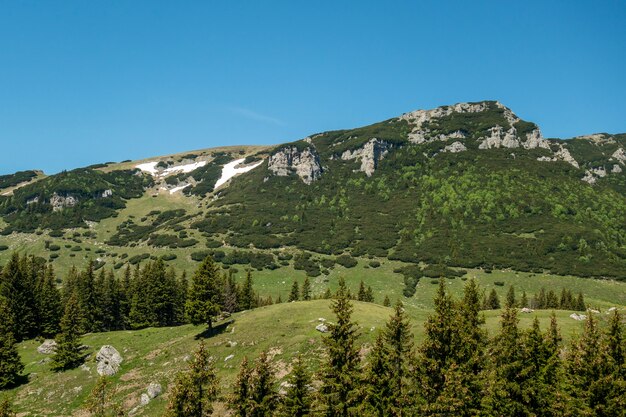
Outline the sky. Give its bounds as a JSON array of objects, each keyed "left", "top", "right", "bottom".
[{"left": 1, "top": 1, "right": 625, "bottom": 175}]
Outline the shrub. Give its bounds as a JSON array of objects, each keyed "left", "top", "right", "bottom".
[
  {"left": 369, "top": 260, "right": 381, "bottom": 268},
  {"left": 336, "top": 254, "right": 357, "bottom": 268},
  {"left": 48, "top": 245, "right": 61, "bottom": 251},
  {"left": 0, "top": 245, "right": 8, "bottom": 251},
  {"left": 494, "top": 281, "right": 505, "bottom": 286}
]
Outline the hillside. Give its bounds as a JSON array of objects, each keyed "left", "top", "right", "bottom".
[{"left": 0, "top": 101, "right": 625, "bottom": 283}]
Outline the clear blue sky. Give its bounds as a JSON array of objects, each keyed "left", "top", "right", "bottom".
[{"left": 1, "top": 1, "right": 625, "bottom": 175}]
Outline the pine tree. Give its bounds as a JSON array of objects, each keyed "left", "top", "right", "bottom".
[
  {"left": 0, "top": 253, "right": 37, "bottom": 341},
  {"left": 79, "top": 260, "right": 101, "bottom": 332},
  {"left": 319, "top": 277, "right": 361, "bottom": 417},
  {"left": 52, "top": 294, "right": 84, "bottom": 371},
  {"left": 166, "top": 341, "right": 219, "bottom": 417},
  {"left": 383, "top": 295, "right": 391, "bottom": 307},
  {"left": 606, "top": 309, "right": 624, "bottom": 373},
  {"left": 229, "top": 357, "right": 253, "bottom": 417},
  {"left": 559, "top": 288, "right": 573, "bottom": 310},
  {"left": 0, "top": 297, "right": 24, "bottom": 389},
  {"left": 38, "top": 265, "right": 62, "bottom": 337},
  {"left": 546, "top": 289, "right": 559, "bottom": 309},
  {"left": 534, "top": 287, "right": 547, "bottom": 309},
  {"left": 357, "top": 281, "right": 367, "bottom": 302},
  {"left": 249, "top": 351, "right": 278, "bottom": 417},
  {"left": 175, "top": 270, "right": 189, "bottom": 323},
  {"left": 85, "top": 376, "right": 117, "bottom": 417},
  {"left": 280, "top": 355, "right": 311, "bottom": 417},
  {"left": 288, "top": 280, "right": 300, "bottom": 302},
  {"left": 301, "top": 277, "right": 311, "bottom": 301},
  {"left": 240, "top": 271, "right": 256, "bottom": 310},
  {"left": 0, "top": 398, "right": 15, "bottom": 417},
  {"left": 574, "top": 292, "right": 586, "bottom": 311},
  {"left": 486, "top": 288, "right": 500, "bottom": 310},
  {"left": 118, "top": 266, "right": 132, "bottom": 329},
  {"left": 221, "top": 271, "right": 239, "bottom": 314},
  {"left": 322, "top": 288, "right": 332, "bottom": 299},
  {"left": 186, "top": 257, "right": 222, "bottom": 330}
]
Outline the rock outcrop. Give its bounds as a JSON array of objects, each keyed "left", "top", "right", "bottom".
[
  {"left": 443, "top": 141, "right": 467, "bottom": 153},
  {"left": 538, "top": 144, "right": 580, "bottom": 169},
  {"left": 478, "top": 125, "right": 520, "bottom": 149},
  {"left": 50, "top": 193, "right": 79, "bottom": 212},
  {"left": 37, "top": 340, "right": 58, "bottom": 354},
  {"left": 96, "top": 345, "right": 123, "bottom": 376},
  {"left": 267, "top": 146, "right": 323, "bottom": 184},
  {"left": 611, "top": 148, "right": 626, "bottom": 165},
  {"left": 341, "top": 138, "right": 392, "bottom": 176}
]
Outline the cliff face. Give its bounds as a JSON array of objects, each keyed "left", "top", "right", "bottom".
[{"left": 267, "top": 146, "right": 323, "bottom": 184}]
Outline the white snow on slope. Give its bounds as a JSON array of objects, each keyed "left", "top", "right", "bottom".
[
  {"left": 169, "top": 184, "right": 191, "bottom": 194},
  {"left": 215, "top": 158, "right": 263, "bottom": 189},
  {"left": 136, "top": 161, "right": 207, "bottom": 177}
]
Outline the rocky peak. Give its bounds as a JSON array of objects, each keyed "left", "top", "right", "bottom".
[{"left": 267, "top": 145, "right": 323, "bottom": 185}]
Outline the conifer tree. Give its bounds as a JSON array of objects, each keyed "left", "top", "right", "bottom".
[
  {"left": 221, "top": 271, "right": 239, "bottom": 314},
  {"left": 118, "top": 266, "right": 132, "bottom": 329},
  {"left": 229, "top": 357, "right": 253, "bottom": 417},
  {"left": 0, "top": 297, "right": 24, "bottom": 389},
  {"left": 175, "top": 270, "right": 189, "bottom": 322},
  {"left": 0, "top": 253, "right": 37, "bottom": 341},
  {"left": 505, "top": 285, "right": 515, "bottom": 308},
  {"left": 38, "top": 265, "right": 62, "bottom": 337},
  {"left": 240, "top": 271, "right": 256, "bottom": 310},
  {"left": 85, "top": 376, "right": 122, "bottom": 417},
  {"left": 280, "top": 356, "right": 311, "bottom": 417},
  {"left": 606, "top": 309, "right": 624, "bottom": 373},
  {"left": 559, "top": 288, "right": 573, "bottom": 310},
  {"left": 486, "top": 288, "right": 500, "bottom": 310},
  {"left": 357, "top": 281, "right": 367, "bottom": 302},
  {"left": 166, "top": 342, "right": 219, "bottom": 417},
  {"left": 574, "top": 292, "right": 586, "bottom": 311},
  {"left": 383, "top": 295, "right": 391, "bottom": 307},
  {"left": 249, "top": 351, "right": 278, "bottom": 417},
  {"left": 288, "top": 280, "right": 300, "bottom": 302},
  {"left": 520, "top": 290, "right": 528, "bottom": 308},
  {"left": 546, "top": 289, "right": 559, "bottom": 309},
  {"left": 78, "top": 261, "right": 101, "bottom": 332},
  {"left": 322, "top": 288, "right": 332, "bottom": 299},
  {"left": 319, "top": 277, "right": 361, "bottom": 417},
  {"left": 301, "top": 277, "right": 311, "bottom": 301},
  {"left": 52, "top": 294, "right": 84, "bottom": 371},
  {"left": 534, "top": 287, "right": 546, "bottom": 309},
  {"left": 186, "top": 257, "right": 222, "bottom": 330}
]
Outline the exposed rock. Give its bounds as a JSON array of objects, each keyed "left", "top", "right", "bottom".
[
  {"left": 267, "top": 146, "right": 323, "bottom": 184},
  {"left": 612, "top": 164, "right": 622, "bottom": 173},
  {"left": 315, "top": 323, "right": 329, "bottom": 333},
  {"left": 26, "top": 196, "right": 39, "bottom": 205},
  {"left": 522, "top": 129, "right": 550, "bottom": 149},
  {"left": 341, "top": 138, "right": 392, "bottom": 176},
  {"left": 588, "top": 309, "right": 600, "bottom": 314},
  {"left": 226, "top": 340, "right": 238, "bottom": 347},
  {"left": 140, "top": 393, "right": 150, "bottom": 406},
  {"left": 225, "top": 354, "right": 235, "bottom": 362},
  {"left": 50, "top": 193, "right": 79, "bottom": 212},
  {"left": 80, "top": 364, "right": 91, "bottom": 372},
  {"left": 443, "top": 141, "right": 467, "bottom": 153},
  {"left": 570, "top": 313, "right": 587, "bottom": 321},
  {"left": 96, "top": 345, "right": 123, "bottom": 376},
  {"left": 576, "top": 133, "right": 615, "bottom": 144},
  {"left": 611, "top": 148, "right": 626, "bottom": 165},
  {"left": 520, "top": 307, "right": 534, "bottom": 313},
  {"left": 582, "top": 167, "right": 607, "bottom": 185},
  {"left": 146, "top": 383, "right": 162, "bottom": 399},
  {"left": 478, "top": 125, "right": 520, "bottom": 149},
  {"left": 554, "top": 145, "right": 580, "bottom": 168},
  {"left": 101, "top": 189, "right": 113, "bottom": 198},
  {"left": 37, "top": 340, "right": 57, "bottom": 354}
]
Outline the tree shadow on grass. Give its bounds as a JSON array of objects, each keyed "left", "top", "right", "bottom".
[{"left": 195, "top": 319, "right": 234, "bottom": 340}]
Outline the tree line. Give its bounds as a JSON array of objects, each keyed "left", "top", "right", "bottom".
[{"left": 162, "top": 278, "right": 623, "bottom": 417}]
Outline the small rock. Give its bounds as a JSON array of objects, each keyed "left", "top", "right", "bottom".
[
  {"left": 226, "top": 340, "right": 238, "bottom": 347},
  {"left": 588, "top": 309, "right": 600, "bottom": 314},
  {"left": 96, "top": 345, "right": 123, "bottom": 376},
  {"left": 570, "top": 313, "right": 587, "bottom": 321},
  {"left": 140, "top": 393, "right": 150, "bottom": 406},
  {"left": 37, "top": 340, "right": 58, "bottom": 354},
  {"left": 80, "top": 364, "right": 90, "bottom": 372},
  {"left": 316, "top": 323, "right": 329, "bottom": 333},
  {"left": 318, "top": 318, "right": 326, "bottom": 322},
  {"left": 520, "top": 308, "right": 534, "bottom": 313},
  {"left": 225, "top": 354, "right": 235, "bottom": 362},
  {"left": 607, "top": 307, "right": 617, "bottom": 313},
  {"left": 147, "top": 383, "right": 162, "bottom": 399}
]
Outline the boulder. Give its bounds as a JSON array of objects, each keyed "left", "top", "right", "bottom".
[
  {"left": 140, "top": 393, "right": 150, "bottom": 406},
  {"left": 37, "top": 340, "right": 58, "bottom": 354},
  {"left": 146, "top": 383, "right": 162, "bottom": 399},
  {"left": 520, "top": 307, "right": 534, "bottom": 313},
  {"left": 316, "top": 323, "right": 329, "bottom": 333},
  {"left": 570, "top": 313, "right": 587, "bottom": 321},
  {"left": 96, "top": 345, "right": 123, "bottom": 376}
]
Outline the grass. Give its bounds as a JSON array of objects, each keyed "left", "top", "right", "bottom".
[{"left": 4, "top": 299, "right": 621, "bottom": 417}]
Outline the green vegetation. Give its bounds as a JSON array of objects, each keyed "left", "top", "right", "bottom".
[{"left": 0, "top": 171, "right": 38, "bottom": 190}]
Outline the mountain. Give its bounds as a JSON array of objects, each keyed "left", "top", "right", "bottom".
[{"left": 0, "top": 101, "right": 625, "bottom": 279}]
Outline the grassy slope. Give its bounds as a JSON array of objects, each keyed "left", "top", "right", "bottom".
[{"left": 6, "top": 299, "right": 621, "bottom": 417}]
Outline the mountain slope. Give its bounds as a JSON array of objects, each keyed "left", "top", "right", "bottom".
[{"left": 0, "top": 101, "right": 625, "bottom": 279}]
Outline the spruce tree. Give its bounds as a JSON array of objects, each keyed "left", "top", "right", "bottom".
[
  {"left": 505, "top": 285, "right": 515, "bottom": 307},
  {"left": 0, "top": 297, "right": 24, "bottom": 389},
  {"left": 79, "top": 260, "right": 101, "bottom": 333},
  {"left": 221, "top": 271, "right": 239, "bottom": 314},
  {"left": 280, "top": 356, "right": 311, "bottom": 417},
  {"left": 574, "top": 292, "right": 586, "bottom": 311},
  {"left": 52, "top": 294, "right": 84, "bottom": 371},
  {"left": 288, "top": 280, "right": 300, "bottom": 302},
  {"left": 301, "top": 277, "right": 311, "bottom": 301},
  {"left": 229, "top": 357, "right": 253, "bottom": 417},
  {"left": 185, "top": 257, "right": 222, "bottom": 330},
  {"left": 118, "top": 266, "right": 132, "bottom": 329},
  {"left": 546, "top": 290, "right": 559, "bottom": 309},
  {"left": 175, "top": 270, "right": 189, "bottom": 323},
  {"left": 383, "top": 295, "right": 391, "bottom": 307},
  {"left": 249, "top": 351, "right": 278, "bottom": 417},
  {"left": 166, "top": 341, "right": 219, "bottom": 417},
  {"left": 357, "top": 281, "right": 367, "bottom": 302},
  {"left": 240, "top": 271, "right": 256, "bottom": 310},
  {"left": 319, "top": 277, "right": 361, "bottom": 417},
  {"left": 0, "top": 253, "right": 37, "bottom": 341},
  {"left": 38, "top": 265, "right": 62, "bottom": 337},
  {"left": 534, "top": 287, "right": 546, "bottom": 309},
  {"left": 486, "top": 288, "right": 500, "bottom": 310},
  {"left": 520, "top": 290, "right": 529, "bottom": 308},
  {"left": 85, "top": 376, "right": 121, "bottom": 417}
]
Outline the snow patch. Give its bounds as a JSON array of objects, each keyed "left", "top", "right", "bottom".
[
  {"left": 215, "top": 158, "right": 263, "bottom": 189},
  {"left": 135, "top": 161, "right": 207, "bottom": 177},
  {"left": 169, "top": 184, "right": 191, "bottom": 194},
  {"left": 136, "top": 162, "right": 159, "bottom": 175}
]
